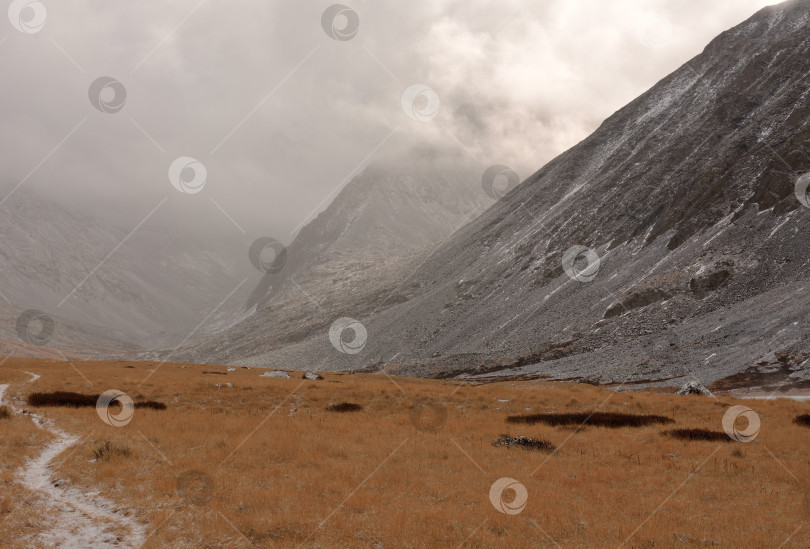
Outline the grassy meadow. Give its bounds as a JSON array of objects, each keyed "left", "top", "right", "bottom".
[{"left": 0, "top": 358, "right": 808, "bottom": 548}]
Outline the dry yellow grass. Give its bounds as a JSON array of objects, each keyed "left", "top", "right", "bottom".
[{"left": 1, "top": 357, "right": 808, "bottom": 548}]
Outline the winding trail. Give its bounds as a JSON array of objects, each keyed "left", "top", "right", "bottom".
[{"left": 1, "top": 375, "right": 146, "bottom": 548}]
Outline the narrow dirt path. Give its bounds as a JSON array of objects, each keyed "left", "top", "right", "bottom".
[{"left": 0, "top": 377, "right": 146, "bottom": 548}]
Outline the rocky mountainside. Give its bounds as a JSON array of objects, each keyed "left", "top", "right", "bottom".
[
  {"left": 0, "top": 188, "right": 250, "bottom": 353},
  {"left": 242, "top": 163, "right": 488, "bottom": 312},
  {"left": 179, "top": 163, "right": 490, "bottom": 364},
  {"left": 198, "top": 0, "right": 810, "bottom": 393}
]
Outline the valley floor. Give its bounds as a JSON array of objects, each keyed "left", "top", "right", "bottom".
[{"left": 0, "top": 358, "right": 808, "bottom": 548}]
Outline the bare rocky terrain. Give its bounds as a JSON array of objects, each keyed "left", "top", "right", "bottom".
[{"left": 182, "top": 0, "right": 810, "bottom": 393}]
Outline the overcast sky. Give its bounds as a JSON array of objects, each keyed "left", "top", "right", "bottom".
[{"left": 0, "top": 0, "right": 778, "bottom": 242}]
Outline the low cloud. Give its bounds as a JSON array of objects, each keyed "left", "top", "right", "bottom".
[{"left": 0, "top": 0, "right": 776, "bottom": 242}]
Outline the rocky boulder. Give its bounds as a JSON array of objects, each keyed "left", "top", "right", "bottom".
[
  {"left": 690, "top": 262, "right": 734, "bottom": 297},
  {"left": 675, "top": 380, "right": 714, "bottom": 397},
  {"left": 604, "top": 271, "right": 687, "bottom": 318}
]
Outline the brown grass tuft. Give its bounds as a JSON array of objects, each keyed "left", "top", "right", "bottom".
[
  {"left": 0, "top": 406, "right": 11, "bottom": 419},
  {"left": 91, "top": 440, "right": 132, "bottom": 461}
]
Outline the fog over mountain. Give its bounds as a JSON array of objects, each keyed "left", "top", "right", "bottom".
[
  {"left": 0, "top": 0, "right": 795, "bottom": 370},
  {"left": 2, "top": 0, "right": 776, "bottom": 239},
  {"left": 0, "top": 187, "right": 253, "bottom": 354},
  {"left": 183, "top": 0, "right": 810, "bottom": 397}
]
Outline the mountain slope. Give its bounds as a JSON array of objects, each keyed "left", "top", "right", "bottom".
[
  {"left": 180, "top": 163, "right": 489, "bottom": 364},
  {"left": 0, "top": 189, "right": 250, "bottom": 352},
  {"left": 209, "top": 0, "right": 810, "bottom": 391}
]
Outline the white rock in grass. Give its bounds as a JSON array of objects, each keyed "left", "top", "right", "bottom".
[{"left": 259, "top": 371, "right": 290, "bottom": 379}]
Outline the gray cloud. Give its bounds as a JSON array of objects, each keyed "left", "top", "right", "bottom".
[{"left": 0, "top": 0, "right": 777, "bottom": 243}]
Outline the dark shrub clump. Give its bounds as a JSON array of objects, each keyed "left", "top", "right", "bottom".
[
  {"left": 28, "top": 391, "right": 95, "bottom": 407},
  {"left": 793, "top": 414, "right": 810, "bottom": 427},
  {"left": 136, "top": 400, "right": 167, "bottom": 410},
  {"left": 506, "top": 412, "right": 674, "bottom": 428},
  {"left": 325, "top": 402, "right": 363, "bottom": 413},
  {"left": 27, "top": 391, "right": 166, "bottom": 410},
  {"left": 664, "top": 428, "right": 730, "bottom": 442},
  {"left": 0, "top": 406, "right": 12, "bottom": 419}
]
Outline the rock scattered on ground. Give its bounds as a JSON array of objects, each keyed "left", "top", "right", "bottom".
[
  {"left": 302, "top": 371, "right": 324, "bottom": 380},
  {"left": 492, "top": 435, "right": 556, "bottom": 452}
]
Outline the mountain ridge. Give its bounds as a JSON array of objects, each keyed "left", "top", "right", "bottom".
[{"left": 194, "top": 0, "right": 810, "bottom": 394}]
